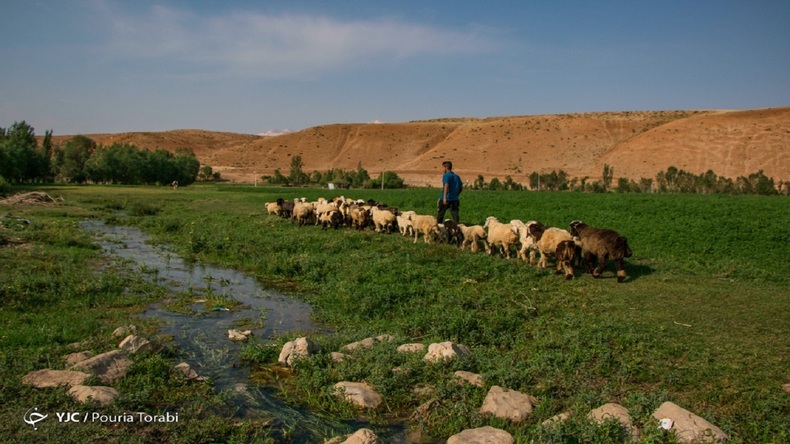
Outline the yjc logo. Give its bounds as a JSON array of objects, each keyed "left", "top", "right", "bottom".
[{"left": 23, "top": 407, "right": 48, "bottom": 430}]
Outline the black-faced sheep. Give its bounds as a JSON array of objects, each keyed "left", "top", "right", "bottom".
[
  {"left": 442, "top": 219, "right": 463, "bottom": 246},
  {"left": 554, "top": 239, "right": 581, "bottom": 280},
  {"left": 569, "top": 220, "right": 633, "bottom": 283}
]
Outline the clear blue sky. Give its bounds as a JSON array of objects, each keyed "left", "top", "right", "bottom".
[{"left": 2, "top": 0, "right": 788, "bottom": 135}]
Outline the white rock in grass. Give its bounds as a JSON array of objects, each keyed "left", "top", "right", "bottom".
[
  {"left": 454, "top": 370, "right": 485, "bottom": 387},
  {"left": 479, "top": 386, "right": 538, "bottom": 422},
  {"left": 21, "top": 369, "right": 90, "bottom": 388},
  {"left": 588, "top": 403, "right": 640, "bottom": 442},
  {"left": 333, "top": 382, "right": 382, "bottom": 409},
  {"left": 423, "top": 341, "right": 470, "bottom": 363},
  {"left": 652, "top": 401, "right": 728, "bottom": 443},
  {"left": 118, "top": 335, "right": 151, "bottom": 354},
  {"left": 228, "top": 329, "right": 252, "bottom": 342},
  {"left": 340, "top": 428, "right": 381, "bottom": 444},
  {"left": 447, "top": 426, "right": 514, "bottom": 444},
  {"left": 71, "top": 350, "right": 132, "bottom": 384},
  {"left": 64, "top": 351, "right": 94, "bottom": 366},
  {"left": 173, "top": 362, "right": 207, "bottom": 382},
  {"left": 112, "top": 325, "right": 137, "bottom": 338},
  {"left": 278, "top": 337, "right": 319, "bottom": 366},
  {"left": 396, "top": 343, "right": 425, "bottom": 353},
  {"left": 542, "top": 412, "right": 571, "bottom": 427},
  {"left": 68, "top": 385, "right": 119, "bottom": 406}
]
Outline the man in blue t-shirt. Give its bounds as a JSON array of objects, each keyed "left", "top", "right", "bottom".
[{"left": 437, "top": 161, "right": 462, "bottom": 223}]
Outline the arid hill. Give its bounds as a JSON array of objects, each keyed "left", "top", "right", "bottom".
[{"left": 47, "top": 108, "right": 790, "bottom": 187}]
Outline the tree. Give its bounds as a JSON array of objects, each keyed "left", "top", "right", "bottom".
[
  {"left": 602, "top": 164, "right": 614, "bottom": 191},
  {"left": 53, "top": 135, "right": 96, "bottom": 183},
  {"left": 288, "top": 155, "right": 309, "bottom": 185}
]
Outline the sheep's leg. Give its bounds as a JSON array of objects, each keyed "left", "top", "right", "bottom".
[
  {"left": 583, "top": 251, "right": 595, "bottom": 274},
  {"left": 615, "top": 258, "right": 627, "bottom": 283},
  {"left": 593, "top": 253, "right": 608, "bottom": 278}
]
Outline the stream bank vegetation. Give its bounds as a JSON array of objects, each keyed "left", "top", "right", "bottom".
[{"left": 1, "top": 185, "right": 788, "bottom": 443}]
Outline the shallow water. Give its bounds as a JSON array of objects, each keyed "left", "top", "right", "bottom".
[{"left": 79, "top": 220, "right": 360, "bottom": 441}]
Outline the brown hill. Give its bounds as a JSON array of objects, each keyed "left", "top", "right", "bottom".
[{"left": 48, "top": 108, "right": 790, "bottom": 187}]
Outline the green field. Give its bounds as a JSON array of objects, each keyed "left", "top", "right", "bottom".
[{"left": 1, "top": 185, "right": 788, "bottom": 443}]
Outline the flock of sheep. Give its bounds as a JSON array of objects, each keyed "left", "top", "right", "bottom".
[{"left": 265, "top": 196, "right": 633, "bottom": 282}]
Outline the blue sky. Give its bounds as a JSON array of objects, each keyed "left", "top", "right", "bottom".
[{"left": 2, "top": 0, "right": 788, "bottom": 135}]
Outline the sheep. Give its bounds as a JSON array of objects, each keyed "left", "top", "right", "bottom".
[
  {"left": 484, "top": 216, "right": 519, "bottom": 259},
  {"left": 410, "top": 214, "right": 440, "bottom": 244},
  {"left": 396, "top": 211, "right": 416, "bottom": 237},
  {"left": 569, "top": 220, "right": 633, "bottom": 283},
  {"left": 510, "top": 219, "right": 538, "bottom": 264},
  {"left": 318, "top": 210, "right": 342, "bottom": 230},
  {"left": 370, "top": 206, "right": 397, "bottom": 233},
  {"left": 554, "top": 240, "right": 581, "bottom": 280},
  {"left": 442, "top": 219, "right": 463, "bottom": 246},
  {"left": 348, "top": 205, "right": 370, "bottom": 230},
  {"left": 292, "top": 202, "right": 315, "bottom": 227},
  {"left": 314, "top": 201, "right": 339, "bottom": 225},
  {"left": 276, "top": 198, "right": 294, "bottom": 219},
  {"left": 265, "top": 201, "right": 280, "bottom": 216},
  {"left": 457, "top": 223, "right": 490, "bottom": 253},
  {"left": 525, "top": 221, "right": 573, "bottom": 269}
]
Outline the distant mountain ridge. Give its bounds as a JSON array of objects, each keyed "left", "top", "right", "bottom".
[{"left": 46, "top": 107, "right": 790, "bottom": 186}]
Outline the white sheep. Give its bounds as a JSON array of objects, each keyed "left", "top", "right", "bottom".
[
  {"left": 526, "top": 221, "right": 573, "bottom": 269},
  {"left": 410, "top": 214, "right": 440, "bottom": 244},
  {"left": 370, "top": 206, "right": 397, "bottom": 233},
  {"left": 397, "top": 211, "right": 416, "bottom": 237},
  {"left": 510, "top": 219, "right": 538, "bottom": 264},
  {"left": 457, "top": 224, "right": 490, "bottom": 253},
  {"left": 265, "top": 202, "right": 280, "bottom": 216},
  {"left": 484, "top": 216, "right": 519, "bottom": 259},
  {"left": 292, "top": 202, "right": 315, "bottom": 227}
]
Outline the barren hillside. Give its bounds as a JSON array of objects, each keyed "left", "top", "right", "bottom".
[{"left": 47, "top": 108, "right": 790, "bottom": 186}]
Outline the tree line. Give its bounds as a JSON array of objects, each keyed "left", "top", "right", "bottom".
[
  {"left": 262, "top": 156, "right": 406, "bottom": 189},
  {"left": 471, "top": 164, "right": 786, "bottom": 196},
  {"left": 0, "top": 121, "right": 201, "bottom": 188}
]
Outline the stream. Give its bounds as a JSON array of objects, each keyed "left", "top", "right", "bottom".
[{"left": 79, "top": 220, "right": 379, "bottom": 442}]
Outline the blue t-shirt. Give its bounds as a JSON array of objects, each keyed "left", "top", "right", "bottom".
[{"left": 440, "top": 171, "right": 462, "bottom": 201}]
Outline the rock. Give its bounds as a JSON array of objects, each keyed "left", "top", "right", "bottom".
[
  {"left": 339, "top": 428, "right": 381, "bottom": 444},
  {"left": 423, "top": 341, "right": 471, "bottom": 363},
  {"left": 411, "top": 399, "right": 439, "bottom": 420},
  {"left": 652, "top": 401, "right": 729, "bottom": 443},
  {"left": 542, "top": 412, "right": 571, "bottom": 427},
  {"left": 118, "top": 335, "right": 151, "bottom": 354},
  {"left": 173, "top": 362, "right": 207, "bottom": 382},
  {"left": 343, "top": 337, "right": 376, "bottom": 351},
  {"left": 64, "top": 351, "right": 94, "bottom": 366},
  {"left": 228, "top": 329, "right": 253, "bottom": 342},
  {"left": 447, "top": 426, "right": 514, "bottom": 444},
  {"left": 333, "top": 382, "right": 382, "bottom": 409},
  {"left": 376, "top": 334, "right": 394, "bottom": 343},
  {"left": 112, "top": 325, "right": 137, "bottom": 338},
  {"left": 412, "top": 384, "right": 436, "bottom": 398},
  {"left": 71, "top": 350, "right": 132, "bottom": 384},
  {"left": 396, "top": 343, "right": 425, "bottom": 353},
  {"left": 68, "top": 385, "right": 119, "bottom": 406},
  {"left": 330, "top": 352, "right": 347, "bottom": 363},
  {"left": 479, "top": 386, "right": 538, "bottom": 422},
  {"left": 783, "top": 383, "right": 790, "bottom": 393},
  {"left": 277, "top": 337, "right": 319, "bottom": 366},
  {"left": 588, "top": 403, "right": 640, "bottom": 441},
  {"left": 21, "top": 369, "right": 90, "bottom": 388},
  {"left": 454, "top": 370, "right": 485, "bottom": 387}
]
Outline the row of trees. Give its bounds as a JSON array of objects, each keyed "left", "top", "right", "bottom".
[
  {"left": 1, "top": 121, "right": 201, "bottom": 186},
  {"left": 263, "top": 156, "right": 405, "bottom": 189},
  {"left": 471, "top": 164, "right": 785, "bottom": 195}
]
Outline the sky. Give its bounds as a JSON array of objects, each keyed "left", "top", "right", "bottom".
[{"left": 1, "top": 0, "right": 789, "bottom": 136}]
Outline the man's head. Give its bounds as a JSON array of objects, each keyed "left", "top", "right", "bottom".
[{"left": 442, "top": 161, "right": 453, "bottom": 171}]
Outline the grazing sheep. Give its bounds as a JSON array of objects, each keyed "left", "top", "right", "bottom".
[
  {"left": 410, "top": 214, "right": 440, "bottom": 244},
  {"left": 348, "top": 205, "right": 370, "bottom": 230},
  {"left": 569, "top": 220, "right": 633, "bottom": 283},
  {"left": 484, "top": 216, "right": 519, "bottom": 259},
  {"left": 526, "top": 222, "right": 573, "bottom": 269},
  {"left": 292, "top": 202, "right": 315, "bottom": 227},
  {"left": 318, "top": 210, "right": 342, "bottom": 230},
  {"left": 554, "top": 240, "right": 580, "bottom": 280},
  {"left": 265, "top": 201, "right": 280, "bottom": 216},
  {"left": 457, "top": 224, "right": 490, "bottom": 253},
  {"left": 370, "top": 206, "right": 397, "bottom": 233}
]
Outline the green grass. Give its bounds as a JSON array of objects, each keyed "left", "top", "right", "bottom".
[{"left": 1, "top": 184, "right": 788, "bottom": 443}]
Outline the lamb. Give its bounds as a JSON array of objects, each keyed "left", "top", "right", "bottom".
[
  {"left": 348, "top": 205, "right": 370, "bottom": 230},
  {"left": 410, "top": 214, "right": 440, "bottom": 244},
  {"left": 396, "top": 211, "right": 416, "bottom": 237},
  {"left": 442, "top": 219, "right": 463, "bottom": 246},
  {"left": 510, "top": 219, "right": 538, "bottom": 264},
  {"left": 569, "top": 220, "right": 633, "bottom": 283},
  {"left": 457, "top": 223, "right": 490, "bottom": 253},
  {"left": 525, "top": 221, "right": 573, "bottom": 269},
  {"left": 318, "top": 210, "right": 342, "bottom": 230},
  {"left": 554, "top": 240, "right": 581, "bottom": 280},
  {"left": 484, "top": 216, "right": 519, "bottom": 259},
  {"left": 370, "top": 206, "right": 397, "bottom": 233}
]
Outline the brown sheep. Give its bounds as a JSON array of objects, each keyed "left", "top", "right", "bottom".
[
  {"left": 569, "top": 220, "right": 633, "bottom": 283},
  {"left": 554, "top": 240, "right": 580, "bottom": 280}
]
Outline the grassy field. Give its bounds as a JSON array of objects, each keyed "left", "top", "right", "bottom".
[{"left": 1, "top": 184, "right": 788, "bottom": 443}]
